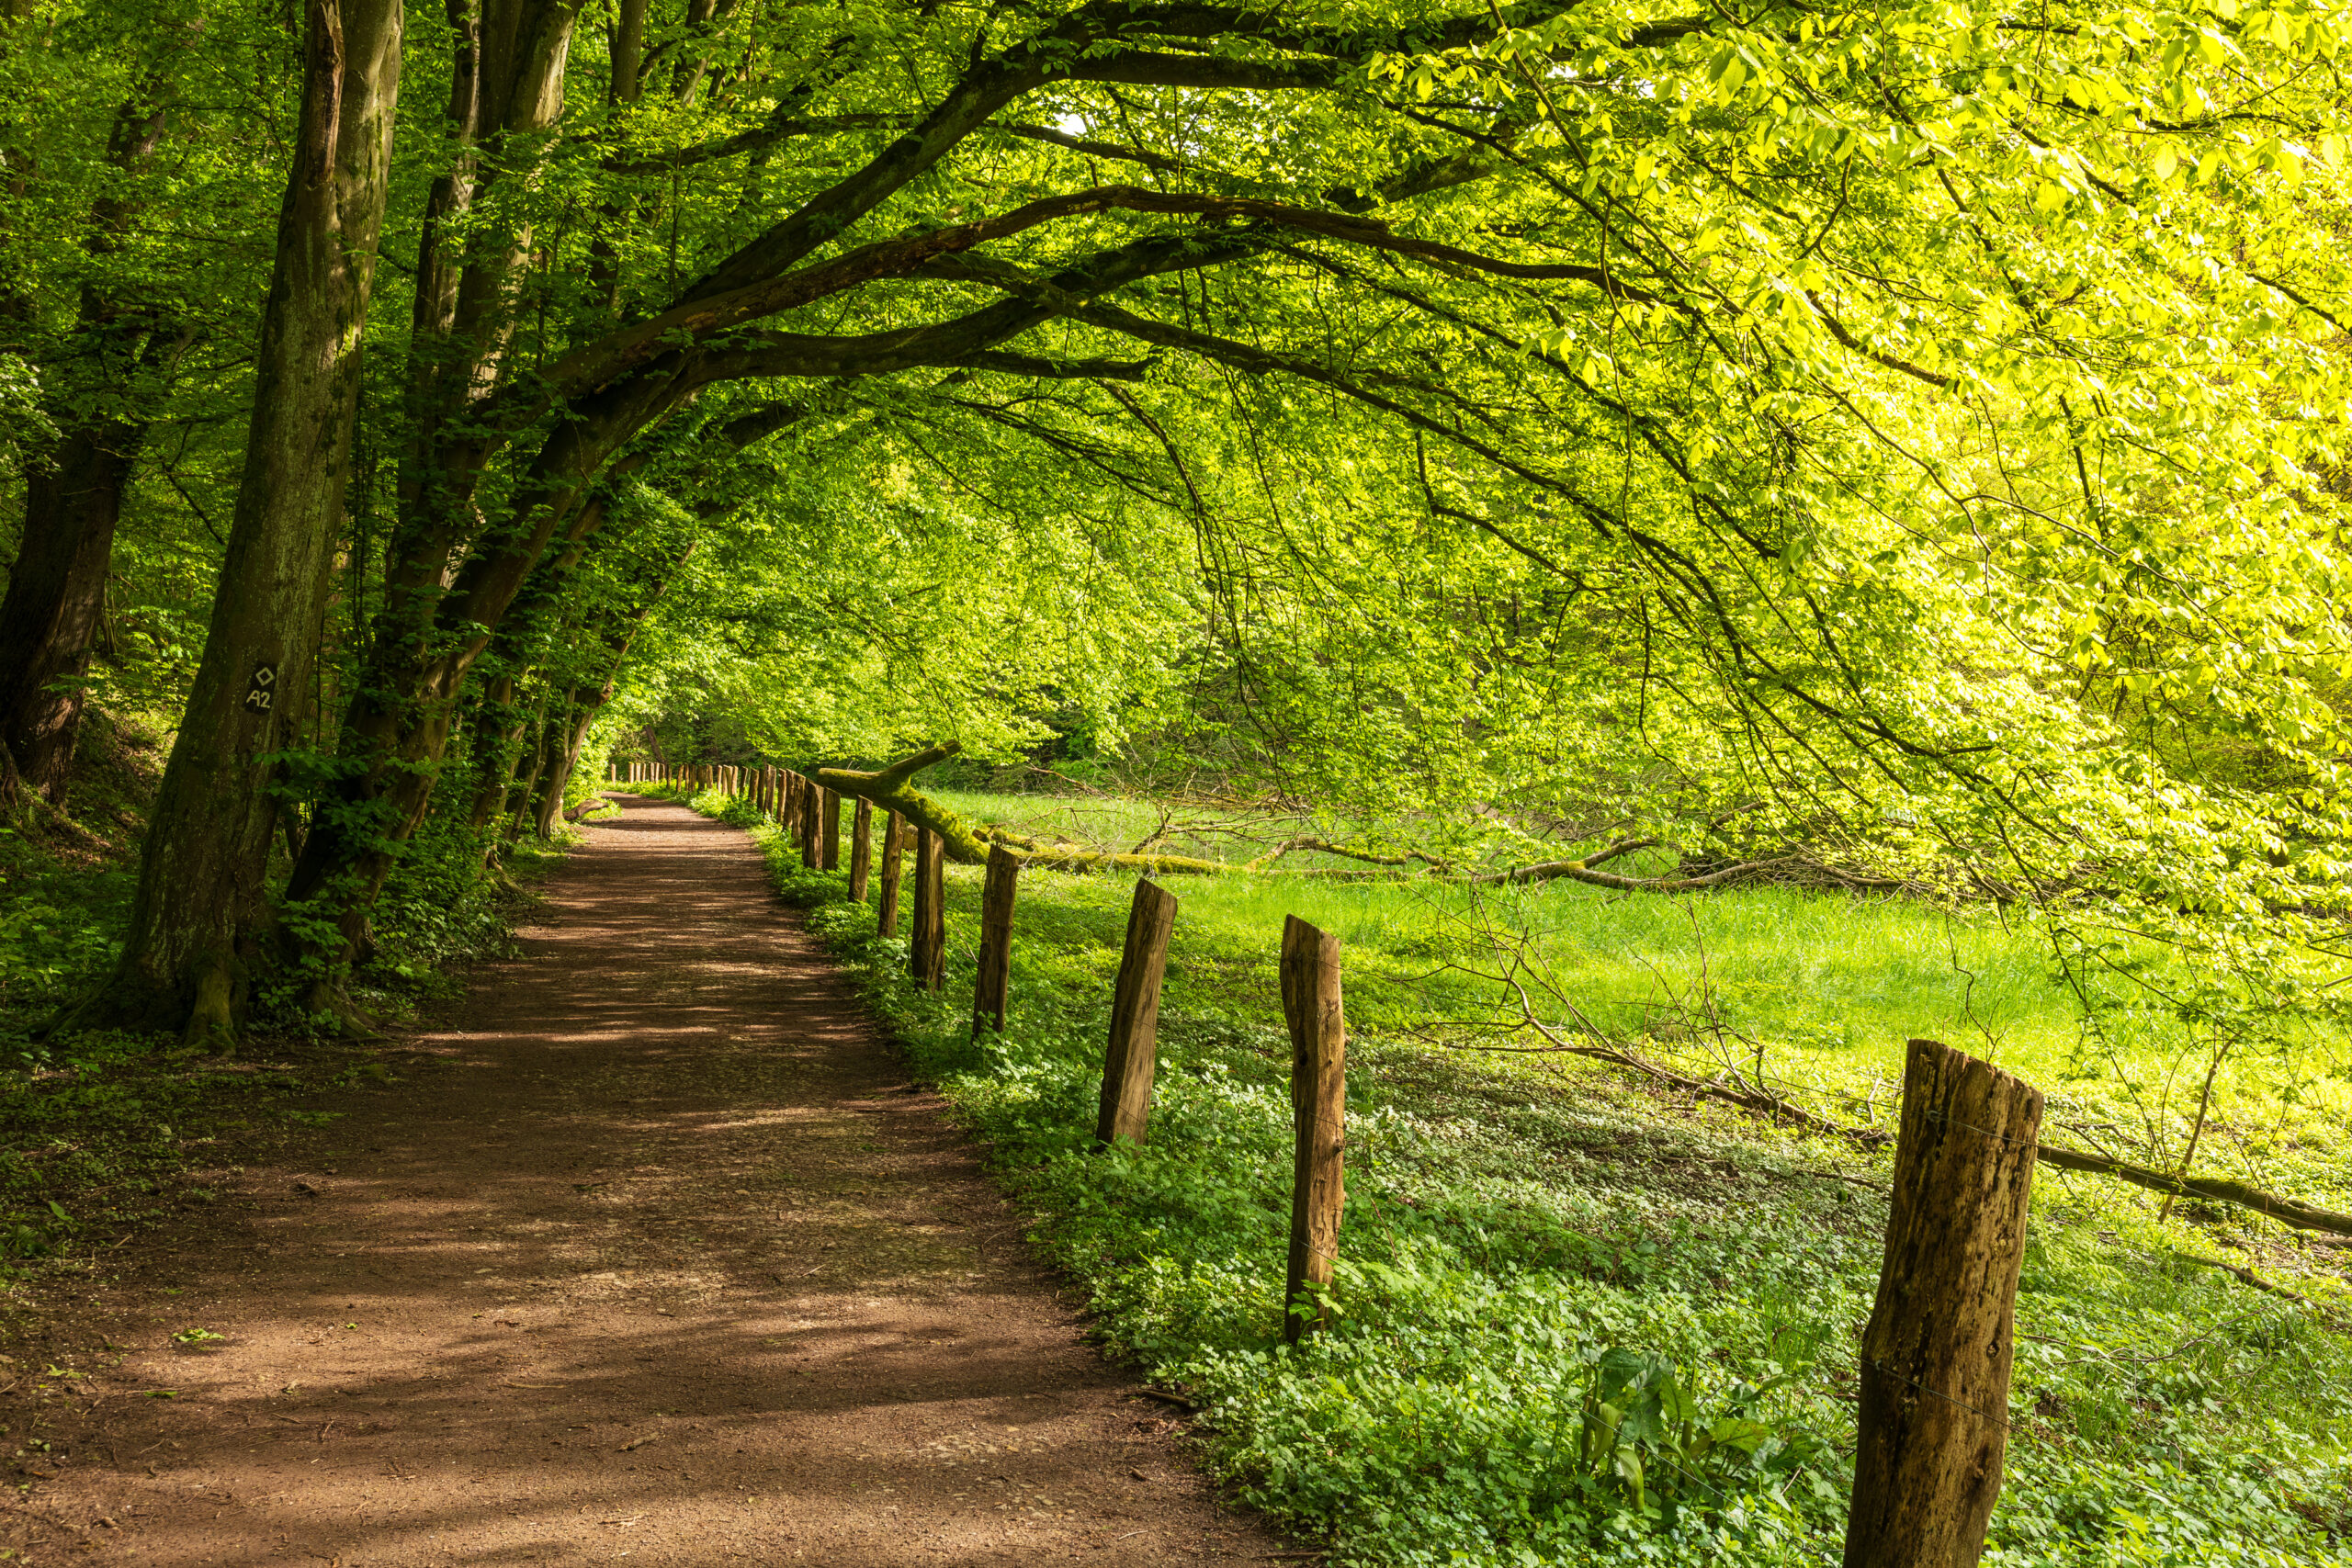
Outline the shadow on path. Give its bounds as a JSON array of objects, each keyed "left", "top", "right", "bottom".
[{"left": 1, "top": 794, "right": 1282, "bottom": 1564}]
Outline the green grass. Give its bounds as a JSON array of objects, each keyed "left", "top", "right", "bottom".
[
  {"left": 661, "top": 779, "right": 2352, "bottom": 1568},
  {"left": 935, "top": 784, "right": 2352, "bottom": 1204}
]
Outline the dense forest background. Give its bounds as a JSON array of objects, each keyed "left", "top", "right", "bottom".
[{"left": 3, "top": 0, "right": 2351, "bottom": 1561}]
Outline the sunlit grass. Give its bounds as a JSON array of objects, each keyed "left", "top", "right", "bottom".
[
  {"left": 923, "top": 785, "right": 2352, "bottom": 1203},
  {"left": 663, "top": 779, "right": 2352, "bottom": 1568}
]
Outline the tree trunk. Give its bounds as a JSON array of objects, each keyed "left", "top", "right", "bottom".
[
  {"left": 503, "top": 705, "right": 551, "bottom": 842},
  {"left": 87, "top": 0, "right": 403, "bottom": 1045},
  {"left": 530, "top": 688, "right": 602, "bottom": 837},
  {"left": 280, "top": 367, "right": 684, "bottom": 970},
  {"left": 0, "top": 424, "right": 138, "bottom": 805},
  {"left": 1844, "top": 1040, "right": 2041, "bottom": 1568},
  {"left": 461, "top": 674, "right": 527, "bottom": 840},
  {"left": 0, "top": 81, "right": 179, "bottom": 809}
]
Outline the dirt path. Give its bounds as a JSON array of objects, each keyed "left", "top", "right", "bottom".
[{"left": 2, "top": 794, "right": 1282, "bottom": 1564}]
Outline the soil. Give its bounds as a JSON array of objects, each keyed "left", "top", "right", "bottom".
[{"left": 0, "top": 793, "right": 1287, "bottom": 1564}]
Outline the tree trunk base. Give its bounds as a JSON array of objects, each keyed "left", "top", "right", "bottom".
[{"left": 299, "top": 980, "right": 387, "bottom": 1041}]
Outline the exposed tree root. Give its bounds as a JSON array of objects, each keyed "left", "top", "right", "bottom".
[{"left": 299, "top": 980, "right": 389, "bottom": 1042}]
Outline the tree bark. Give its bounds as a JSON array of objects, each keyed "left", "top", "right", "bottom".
[
  {"left": 460, "top": 674, "right": 528, "bottom": 842},
  {"left": 0, "top": 425, "right": 138, "bottom": 805},
  {"left": 84, "top": 0, "right": 402, "bottom": 1044},
  {"left": 1844, "top": 1040, "right": 2041, "bottom": 1568},
  {"left": 530, "top": 687, "right": 603, "bottom": 837},
  {"left": 0, "top": 80, "right": 178, "bottom": 808},
  {"left": 503, "top": 704, "right": 551, "bottom": 842}
]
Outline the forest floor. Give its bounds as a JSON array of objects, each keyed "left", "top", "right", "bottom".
[{"left": 0, "top": 793, "right": 1283, "bottom": 1565}]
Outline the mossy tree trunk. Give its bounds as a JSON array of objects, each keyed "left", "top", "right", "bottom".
[{"left": 85, "top": 0, "right": 403, "bottom": 1045}]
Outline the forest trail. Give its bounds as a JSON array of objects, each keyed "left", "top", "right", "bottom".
[{"left": 3, "top": 794, "right": 1280, "bottom": 1565}]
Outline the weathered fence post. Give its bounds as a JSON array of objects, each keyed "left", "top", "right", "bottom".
[
  {"left": 797, "top": 775, "right": 820, "bottom": 869},
  {"left": 820, "top": 788, "right": 841, "bottom": 871},
  {"left": 910, "top": 826, "right": 945, "bottom": 989},
  {"left": 969, "top": 845, "right": 1021, "bottom": 1036},
  {"left": 877, "top": 811, "right": 905, "bottom": 936},
  {"left": 1843, "top": 1038, "right": 2042, "bottom": 1568},
  {"left": 1280, "top": 916, "right": 1346, "bottom": 1344},
  {"left": 1094, "top": 879, "right": 1179, "bottom": 1146},
  {"left": 849, "top": 798, "right": 873, "bottom": 900}
]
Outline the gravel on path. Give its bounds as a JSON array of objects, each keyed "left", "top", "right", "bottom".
[{"left": 1, "top": 793, "right": 1283, "bottom": 1565}]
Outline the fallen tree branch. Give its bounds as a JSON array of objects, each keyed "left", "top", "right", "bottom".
[
  {"left": 1461, "top": 853, "right": 1804, "bottom": 890},
  {"left": 815, "top": 742, "right": 992, "bottom": 863},
  {"left": 1568, "top": 1035, "right": 2352, "bottom": 1241},
  {"left": 2167, "top": 1249, "right": 2324, "bottom": 1309},
  {"left": 1476, "top": 974, "right": 2352, "bottom": 1243},
  {"left": 2034, "top": 1145, "right": 2352, "bottom": 1238},
  {"left": 973, "top": 823, "right": 1225, "bottom": 876},
  {"left": 1247, "top": 836, "right": 1453, "bottom": 872}
]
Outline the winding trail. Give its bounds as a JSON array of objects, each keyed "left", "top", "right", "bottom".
[{"left": 4, "top": 794, "right": 1280, "bottom": 1564}]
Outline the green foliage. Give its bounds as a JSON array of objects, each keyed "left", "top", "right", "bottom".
[{"left": 674, "top": 787, "right": 2352, "bottom": 1567}]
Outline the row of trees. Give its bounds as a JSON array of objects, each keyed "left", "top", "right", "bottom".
[{"left": 1, "top": 0, "right": 2346, "bottom": 1050}]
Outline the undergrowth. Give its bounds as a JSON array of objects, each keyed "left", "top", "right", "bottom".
[{"left": 656, "top": 781, "right": 2352, "bottom": 1568}]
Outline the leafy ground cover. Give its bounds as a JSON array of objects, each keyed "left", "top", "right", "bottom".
[{"left": 661, "top": 779, "right": 2352, "bottom": 1568}]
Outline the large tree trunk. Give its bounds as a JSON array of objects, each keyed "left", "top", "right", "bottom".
[
  {"left": 461, "top": 675, "right": 527, "bottom": 836},
  {"left": 0, "top": 424, "right": 138, "bottom": 804},
  {"left": 83, "top": 0, "right": 403, "bottom": 1046}
]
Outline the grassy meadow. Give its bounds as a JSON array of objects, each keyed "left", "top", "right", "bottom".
[{"left": 661, "top": 778, "right": 2351, "bottom": 1568}]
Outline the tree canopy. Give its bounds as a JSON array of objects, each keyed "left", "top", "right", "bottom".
[{"left": 0, "top": 0, "right": 2346, "bottom": 1049}]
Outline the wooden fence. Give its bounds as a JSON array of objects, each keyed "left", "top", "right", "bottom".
[{"left": 599, "top": 761, "right": 2039, "bottom": 1565}]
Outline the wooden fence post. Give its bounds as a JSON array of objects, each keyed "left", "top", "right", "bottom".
[
  {"left": 1843, "top": 1039, "right": 2042, "bottom": 1568},
  {"left": 848, "top": 798, "right": 873, "bottom": 900},
  {"left": 820, "top": 788, "right": 841, "bottom": 870},
  {"left": 1094, "top": 879, "right": 1179, "bottom": 1146},
  {"left": 910, "top": 826, "right": 945, "bottom": 989},
  {"left": 797, "top": 775, "right": 820, "bottom": 869},
  {"left": 969, "top": 845, "right": 1021, "bottom": 1036},
  {"left": 877, "top": 811, "right": 905, "bottom": 936},
  {"left": 1280, "top": 917, "right": 1346, "bottom": 1343}
]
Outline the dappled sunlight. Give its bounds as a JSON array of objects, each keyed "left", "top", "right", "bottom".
[{"left": 4, "top": 795, "right": 1277, "bottom": 1565}]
